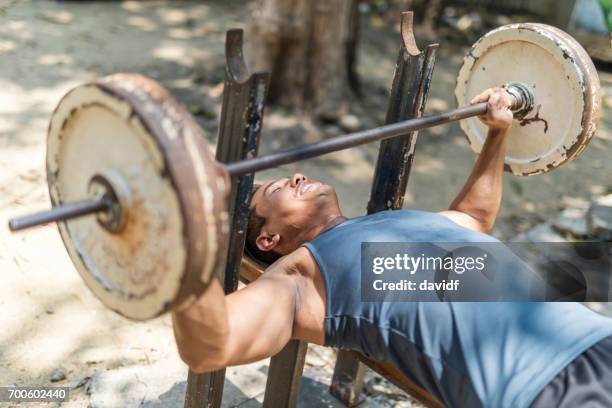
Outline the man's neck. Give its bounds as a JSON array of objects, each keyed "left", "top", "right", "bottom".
[
  {"left": 320, "top": 214, "right": 349, "bottom": 234},
  {"left": 303, "top": 213, "right": 348, "bottom": 243}
]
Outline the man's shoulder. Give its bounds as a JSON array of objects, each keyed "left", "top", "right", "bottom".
[
  {"left": 265, "top": 247, "right": 318, "bottom": 279},
  {"left": 362, "top": 209, "right": 439, "bottom": 221}
]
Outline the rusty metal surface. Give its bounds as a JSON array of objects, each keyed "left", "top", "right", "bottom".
[
  {"left": 367, "top": 12, "right": 438, "bottom": 213},
  {"left": 97, "top": 74, "right": 229, "bottom": 318},
  {"left": 216, "top": 29, "right": 269, "bottom": 293},
  {"left": 97, "top": 74, "right": 229, "bottom": 317},
  {"left": 525, "top": 23, "right": 602, "bottom": 169},
  {"left": 455, "top": 23, "right": 601, "bottom": 176},
  {"left": 46, "top": 74, "right": 228, "bottom": 320}
]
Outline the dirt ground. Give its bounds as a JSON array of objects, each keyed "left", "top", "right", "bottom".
[{"left": 0, "top": 1, "right": 610, "bottom": 407}]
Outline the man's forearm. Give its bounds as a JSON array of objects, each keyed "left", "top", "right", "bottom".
[
  {"left": 449, "top": 127, "right": 508, "bottom": 231},
  {"left": 171, "top": 279, "right": 230, "bottom": 373}
]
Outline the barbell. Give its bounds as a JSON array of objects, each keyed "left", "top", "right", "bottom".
[{"left": 8, "top": 23, "right": 601, "bottom": 320}]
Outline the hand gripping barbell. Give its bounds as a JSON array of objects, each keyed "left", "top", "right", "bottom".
[{"left": 8, "top": 23, "right": 601, "bottom": 320}]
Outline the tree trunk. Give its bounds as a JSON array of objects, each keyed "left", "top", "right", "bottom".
[
  {"left": 421, "top": 0, "right": 442, "bottom": 39},
  {"left": 248, "top": 0, "right": 358, "bottom": 120}
]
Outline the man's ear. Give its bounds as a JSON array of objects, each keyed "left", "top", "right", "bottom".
[{"left": 256, "top": 231, "right": 280, "bottom": 252}]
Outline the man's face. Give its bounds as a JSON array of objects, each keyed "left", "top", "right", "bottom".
[{"left": 250, "top": 173, "right": 339, "bottom": 255}]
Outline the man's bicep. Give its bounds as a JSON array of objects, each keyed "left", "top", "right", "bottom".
[
  {"left": 224, "top": 271, "right": 297, "bottom": 366},
  {"left": 438, "top": 210, "right": 487, "bottom": 233}
]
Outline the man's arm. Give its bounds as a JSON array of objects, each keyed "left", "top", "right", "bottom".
[
  {"left": 439, "top": 87, "right": 513, "bottom": 233},
  {"left": 171, "top": 258, "right": 298, "bottom": 373}
]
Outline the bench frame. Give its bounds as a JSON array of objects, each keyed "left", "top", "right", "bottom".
[{"left": 184, "top": 12, "right": 444, "bottom": 408}]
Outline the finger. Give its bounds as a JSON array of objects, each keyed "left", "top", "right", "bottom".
[
  {"left": 470, "top": 88, "right": 494, "bottom": 105},
  {"left": 488, "top": 93, "right": 501, "bottom": 111},
  {"left": 502, "top": 110, "right": 513, "bottom": 123},
  {"left": 494, "top": 90, "right": 512, "bottom": 107},
  {"left": 501, "top": 92, "right": 514, "bottom": 108}
]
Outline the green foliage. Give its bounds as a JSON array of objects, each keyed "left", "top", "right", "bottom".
[
  {"left": 598, "top": 0, "right": 612, "bottom": 31},
  {"left": 511, "top": 179, "right": 523, "bottom": 196}
]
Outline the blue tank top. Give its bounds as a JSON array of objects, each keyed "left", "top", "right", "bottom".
[{"left": 303, "top": 210, "right": 612, "bottom": 408}]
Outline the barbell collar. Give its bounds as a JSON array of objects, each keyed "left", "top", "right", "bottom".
[
  {"left": 505, "top": 82, "right": 535, "bottom": 120},
  {"left": 8, "top": 196, "right": 110, "bottom": 232}
]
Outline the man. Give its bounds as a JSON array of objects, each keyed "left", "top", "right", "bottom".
[{"left": 171, "top": 88, "right": 612, "bottom": 407}]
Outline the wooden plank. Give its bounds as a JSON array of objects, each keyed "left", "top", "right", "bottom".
[
  {"left": 330, "top": 350, "right": 365, "bottom": 406},
  {"left": 356, "top": 355, "right": 444, "bottom": 408},
  {"left": 184, "top": 370, "right": 225, "bottom": 408},
  {"left": 183, "top": 29, "right": 269, "bottom": 408},
  {"left": 262, "top": 340, "right": 308, "bottom": 408},
  {"left": 331, "top": 11, "right": 439, "bottom": 407}
]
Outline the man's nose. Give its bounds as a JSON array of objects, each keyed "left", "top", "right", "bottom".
[{"left": 290, "top": 173, "right": 307, "bottom": 187}]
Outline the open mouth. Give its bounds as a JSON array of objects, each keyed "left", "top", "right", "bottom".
[{"left": 297, "top": 179, "right": 317, "bottom": 197}]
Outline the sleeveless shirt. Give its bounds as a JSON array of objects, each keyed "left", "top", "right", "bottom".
[{"left": 303, "top": 210, "right": 612, "bottom": 408}]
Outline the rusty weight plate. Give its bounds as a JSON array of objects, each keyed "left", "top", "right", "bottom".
[
  {"left": 455, "top": 23, "right": 601, "bottom": 176},
  {"left": 47, "top": 74, "right": 229, "bottom": 320}
]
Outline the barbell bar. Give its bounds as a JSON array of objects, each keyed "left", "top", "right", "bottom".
[
  {"left": 7, "top": 83, "right": 531, "bottom": 233},
  {"left": 6, "top": 23, "right": 601, "bottom": 320},
  {"left": 224, "top": 87, "right": 529, "bottom": 177},
  {"left": 9, "top": 196, "right": 109, "bottom": 231}
]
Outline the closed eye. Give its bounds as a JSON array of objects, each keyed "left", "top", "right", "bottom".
[{"left": 269, "top": 185, "right": 281, "bottom": 195}]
